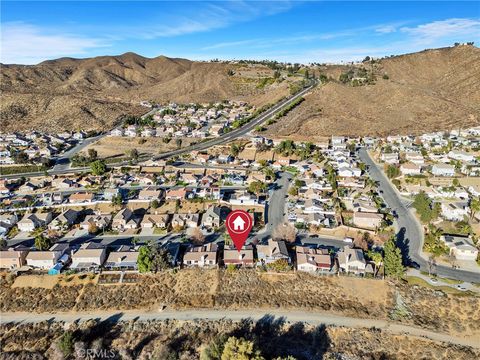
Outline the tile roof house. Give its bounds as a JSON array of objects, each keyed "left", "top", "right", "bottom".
[
  {"left": 166, "top": 188, "right": 188, "bottom": 200},
  {"left": 104, "top": 247, "right": 139, "bottom": 270},
  {"left": 256, "top": 239, "right": 290, "bottom": 266},
  {"left": 337, "top": 247, "right": 366, "bottom": 275},
  {"left": 81, "top": 214, "right": 112, "bottom": 231},
  {"left": 296, "top": 246, "right": 332, "bottom": 272},
  {"left": 70, "top": 243, "right": 107, "bottom": 271},
  {"left": 431, "top": 164, "right": 456, "bottom": 177},
  {"left": 223, "top": 245, "right": 255, "bottom": 267},
  {"left": 26, "top": 246, "right": 67, "bottom": 270},
  {"left": 183, "top": 243, "right": 218, "bottom": 267},
  {"left": 0, "top": 248, "right": 29, "bottom": 269},
  {"left": 202, "top": 206, "right": 223, "bottom": 228},
  {"left": 138, "top": 187, "right": 163, "bottom": 201},
  {"left": 440, "top": 235, "right": 479, "bottom": 261},
  {"left": 140, "top": 213, "right": 170, "bottom": 229},
  {"left": 69, "top": 192, "right": 94, "bottom": 204},
  {"left": 112, "top": 208, "right": 139, "bottom": 230},
  {"left": 353, "top": 211, "right": 383, "bottom": 230},
  {"left": 171, "top": 213, "right": 200, "bottom": 228},
  {"left": 48, "top": 209, "right": 79, "bottom": 230},
  {"left": 17, "top": 212, "right": 53, "bottom": 232}
]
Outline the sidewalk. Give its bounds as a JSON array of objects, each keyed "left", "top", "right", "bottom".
[{"left": 407, "top": 269, "right": 480, "bottom": 294}]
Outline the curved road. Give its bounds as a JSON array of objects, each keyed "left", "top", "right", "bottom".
[
  {"left": 1, "top": 82, "right": 317, "bottom": 180},
  {"left": 2, "top": 309, "right": 478, "bottom": 348},
  {"left": 359, "top": 148, "right": 480, "bottom": 283}
]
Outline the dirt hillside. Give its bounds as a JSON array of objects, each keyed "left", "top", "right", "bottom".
[
  {"left": 0, "top": 53, "right": 293, "bottom": 132},
  {"left": 264, "top": 45, "right": 480, "bottom": 139}
]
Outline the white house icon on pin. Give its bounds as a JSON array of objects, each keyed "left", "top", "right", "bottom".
[{"left": 232, "top": 216, "right": 246, "bottom": 231}]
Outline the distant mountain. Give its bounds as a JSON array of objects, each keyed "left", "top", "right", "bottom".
[
  {"left": 264, "top": 45, "right": 480, "bottom": 138},
  {"left": 0, "top": 53, "right": 292, "bottom": 132}
]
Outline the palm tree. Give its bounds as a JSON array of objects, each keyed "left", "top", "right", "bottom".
[{"left": 470, "top": 197, "right": 480, "bottom": 221}]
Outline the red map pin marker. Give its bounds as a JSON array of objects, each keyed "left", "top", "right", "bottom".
[{"left": 226, "top": 210, "right": 253, "bottom": 251}]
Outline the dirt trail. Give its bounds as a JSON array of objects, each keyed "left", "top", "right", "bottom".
[{"left": 2, "top": 308, "right": 479, "bottom": 348}]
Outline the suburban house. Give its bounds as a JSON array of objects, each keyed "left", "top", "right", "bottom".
[
  {"left": 171, "top": 213, "right": 200, "bottom": 228},
  {"left": 337, "top": 247, "right": 367, "bottom": 275},
  {"left": 296, "top": 246, "right": 332, "bottom": 272},
  {"left": 431, "top": 164, "right": 456, "bottom": 177},
  {"left": 441, "top": 202, "right": 470, "bottom": 221},
  {"left": 48, "top": 209, "right": 79, "bottom": 230},
  {"left": 103, "top": 188, "right": 120, "bottom": 201},
  {"left": 17, "top": 212, "right": 53, "bottom": 232},
  {"left": 183, "top": 243, "right": 218, "bottom": 267},
  {"left": 202, "top": 206, "right": 223, "bottom": 228},
  {"left": 112, "top": 208, "right": 139, "bottom": 230},
  {"left": 0, "top": 248, "right": 29, "bottom": 269},
  {"left": 25, "top": 247, "right": 66, "bottom": 269},
  {"left": 440, "top": 235, "right": 479, "bottom": 261},
  {"left": 70, "top": 243, "right": 107, "bottom": 271},
  {"left": 256, "top": 239, "right": 290, "bottom": 266},
  {"left": 138, "top": 187, "right": 163, "bottom": 201},
  {"left": 140, "top": 213, "right": 170, "bottom": 229},
  {"left": 0, "top": 213, "right": 18, "bottom": 235},
  {"left": 353, "top": 211, "right": 383, "bottom": 229},
  {"left": 223, "top": 245, "right": 255, "bottom": 267},
  {"left": 166, "top": 188, "right": 187, "bottom": 200},
  {"left": 69, "top": 192, "right": 94, "bottom": 204},
  {"left": 400, "top": 163, "right": 422, "bottom": 176},
  {"left": 80, "top": 214, "right": 112, "bottom": 231},
  {"left": 228, "top": 191, "right": 259, "bottom": 206},
  {"left": 104, "top": 246, "right": 139, "bottom": 271}
]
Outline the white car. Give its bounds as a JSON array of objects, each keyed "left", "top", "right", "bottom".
[{"left": 344, "top": 237, "right": 354, "bottom": 243}]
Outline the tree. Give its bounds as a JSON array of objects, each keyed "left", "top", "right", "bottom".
[
  {"left": 230, "top": 143, "right": 241, "bottom": 157},
  {"left": 201, "top": 335, "right": 228, "bottom": 360},
  {"left": 13, "top": 151, "right": 29, "bottom": 164},
  {"left": 90, "top": 160, "right": 107, "bottom": 176},
  {"left": 0, "top": 237, "right": 7, "bottom": 249},
  {"left": 383, "top": 237, "right": 404, "bottom": 279},
  {"left": 470, "top": 197, "right": 480, "bottom": 220},
  {"left": 272, "top": 224, "right": 297, "bottom": 243},
  {"left": 137, "top": 242, "right": 172, "bottom": 273},
  {"left": 175, "top": 138, "right": 182, "bottom": 148},
  {"left": 111, "top": 194, "right": 123, "bottom": 208},
  {"left": 151, "top": 199, "right": 160, "bottom": 209},
  {"left": 262, "top": 167, "right": 275, "bottom": 180},
  {"left": 248, "top": 181, "right": 267, "bottom": 196},
  {"left": 34, "top": 234, "right": 51, "bottom": 250},
  {"left": 87, "top": 148, "right": 98, "bottom": 160},
  {"left": 221, "top": 337, "right": 264, "bottom": 360},
  {"left": 191, "top": 227, "right": 205, "bottom": 244},
  {"left": 58, "top": 331, "right": 74, "bottom": 357},
  {"left": 128, "top": 148, "right": 139, "bottom": 162},
  {"left": 87, "top": 222, "right": 99, "bottom": 235},
  {"left": 288, "top": 186, "right": 298, "bottom": 196},
  {"left": 386, "top": 164, "right": 400, "bottom": 179},
  {"left": 412, "top": 191, "right": 439, "bottom": 223}
]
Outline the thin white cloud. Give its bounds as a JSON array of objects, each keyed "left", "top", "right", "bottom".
[
  {"left": 400, "top": 18, "right": 480, "bottom": 44},
  {"left": 1, "top": 22, "right": 106, "bottom": 64},
  {"left": 375, "top": 25, "right": 397, "bottom": 34},
  {"left": 129, "top": 0, "right": 294, "bottom": 39}
]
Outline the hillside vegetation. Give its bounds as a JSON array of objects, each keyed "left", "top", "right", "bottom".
[
  {"left": 0, "top": 53, "right": 294, "bottom": 132},
  {"left": 264, "top": 45, "right": 480, "bottom": 139}
]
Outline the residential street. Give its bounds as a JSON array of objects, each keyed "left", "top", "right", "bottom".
[
  {"left": 1, "top": 309, "right": 478, "bottom": 348},
  {"left": 358, "top": 148, "right": 480, "bottom": 283},
  {"left": 1, "top": 81, "right": 317, "bottom": 180}
]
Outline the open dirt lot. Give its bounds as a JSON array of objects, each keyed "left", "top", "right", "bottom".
[{"left": 1, "top": 270, "right": 479, "bottom": 341}]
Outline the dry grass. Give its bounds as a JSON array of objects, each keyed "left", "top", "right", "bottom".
[
  {"left": 265, "top": 46, "right": 480, "bottom": 138},
  {"left": 1, "top": 270, "right": 479, "bottom": 340},
  {"left": 1, "top": 318, "right": 479, "bottom": 360}
]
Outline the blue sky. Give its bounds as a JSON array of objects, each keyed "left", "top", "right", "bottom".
[{"left": 1, "top": 1, "right": 479, "bottom": 64}]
